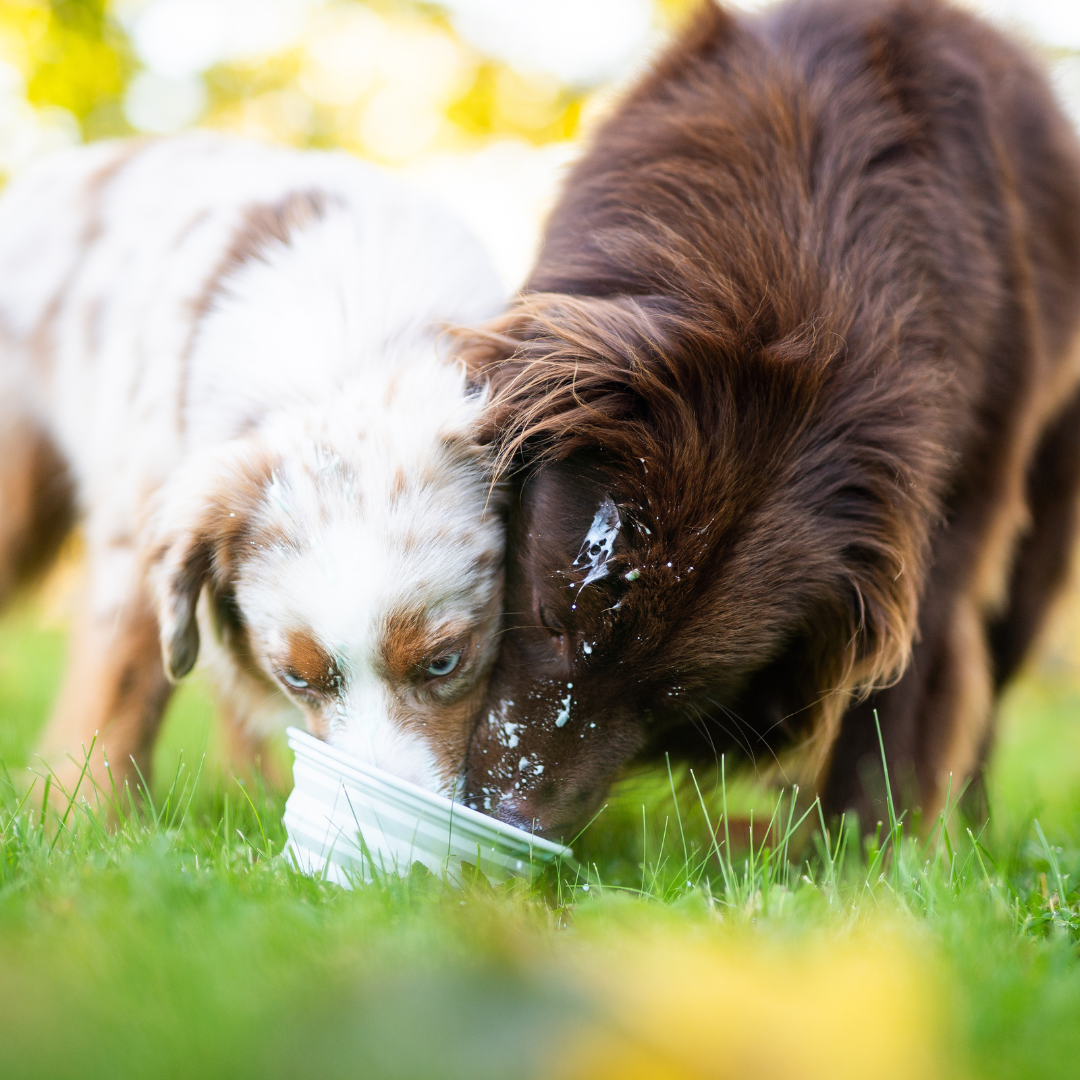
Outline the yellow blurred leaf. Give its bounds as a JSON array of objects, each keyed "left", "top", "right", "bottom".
[{"left": 559, "top": 928, "right": 954, "bottom": 1080}]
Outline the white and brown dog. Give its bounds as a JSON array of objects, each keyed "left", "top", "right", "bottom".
[{"left": 0, "top": 134, "right": 506, "bottom": 797}]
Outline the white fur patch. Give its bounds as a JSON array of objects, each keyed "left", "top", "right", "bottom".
[{"left": 1, "top": 133, "right": 507, "bottom": 795}]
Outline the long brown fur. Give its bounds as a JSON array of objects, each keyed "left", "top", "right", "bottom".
[{"left": 460, "top": 0, "right": 1080, "bottom": 836}]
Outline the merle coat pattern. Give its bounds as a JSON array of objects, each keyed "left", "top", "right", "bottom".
[{"left": 0, "top": 136, "right": 506, "bottom": 799}]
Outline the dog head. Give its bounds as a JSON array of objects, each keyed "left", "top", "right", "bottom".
[
  {"left": 147, "top": 358, "right": 505, "bottom": 794},
  {"left": 459, "top": 293, "right": 934, "bottom": 837}
]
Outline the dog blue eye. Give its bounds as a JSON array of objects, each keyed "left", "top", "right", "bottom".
[
  {"left": 282, "top": 672, "right": 309, "bottom": 689},
  {"left": 425, "top": 652, "right": 461, "bottom": 678}
]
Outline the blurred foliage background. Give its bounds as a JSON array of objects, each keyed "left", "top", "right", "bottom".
[
  {"left": 0, "top": 0, "right": 1076, "bottom": 290},
  {"left": 0, "top": 0, "right": 689, "bottom": 286}
]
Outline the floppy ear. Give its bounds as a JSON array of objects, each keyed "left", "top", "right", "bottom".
[
  {"left": 144, "top": 439, "right": 273, "bottom": 682},
  {"left": 148, "top": 517, "right": 214, "bottom": 682},
  {"left": 451, "top": 292, "right": 689, "bottom": 471}
]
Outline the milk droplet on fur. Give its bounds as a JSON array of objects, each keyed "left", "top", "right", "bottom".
[
  {"left": 555, "top": 694, "right": 571, "bottom": 727},
  {"left": 573, "top": 496, "right": 620, "bottom": 586}
]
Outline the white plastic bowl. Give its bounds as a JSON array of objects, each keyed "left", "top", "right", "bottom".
[{"left": 283, "top": 726, "right": 573, "bottom": 886}]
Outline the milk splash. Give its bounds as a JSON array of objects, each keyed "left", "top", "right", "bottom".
[
  {"left": 555, "top": 694, "right": 571, "bottom": 728},
  {"left": 573, "top": 496, "right": 621, "bottom": 586}
]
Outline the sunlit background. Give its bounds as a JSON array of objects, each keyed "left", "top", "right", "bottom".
[
  {"left": 0, "top": 0, "right": 1077, "bottom": 292},
  {"left": 2, "top": 0, "right": 1080, "bottom": 812}
]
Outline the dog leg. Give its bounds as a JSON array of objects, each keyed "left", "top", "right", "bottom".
[
  {"left": 34, "top": 557, "right": 173, "bottom": 805},
  {"left": 822, "top": 382, "right": 1080, "bottom": 830},
  {"left": 988, "top": 386, "right": 1080, "bottom": 687},
  {"left": 834, "top": 380, "right": 1080, "bottom": 830},
  {"left": 822, "top": 583, "right": 995, "bottom": 831},
  {"left": 0, "top": 414, "right": 75, "bottom": 607}
]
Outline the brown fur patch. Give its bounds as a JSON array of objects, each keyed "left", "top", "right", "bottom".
[
  {"left": 379, "top": 605, "right": 470, "bottom": 683},
  {"left": 196, "top": 189, "right": 329, "bottom": 323},
  {"left": 282, "top": 629, "right": 342, "bottom": 695},
  {"left": 396, "top": 679, "right": 492, "bottom": 790},
  {"left": 458, "top": 0, "right": 1080, "bottom": 838},
  {"left": 390, "top": 467, "right": 407, "bottom": 503},
  {"left": 179, "top": 189, "right": 331, "bottom": 429}
]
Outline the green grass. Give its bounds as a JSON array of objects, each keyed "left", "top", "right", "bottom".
[{"left": 2, "top": 600, "right": 1080, "bottom": 1079}]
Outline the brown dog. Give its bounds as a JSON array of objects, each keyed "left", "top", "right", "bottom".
[{"left": 460, "top": 0, "right": 1080, "bottom": 837}]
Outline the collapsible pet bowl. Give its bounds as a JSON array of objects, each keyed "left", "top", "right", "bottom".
[{"left": 283, "top": 727, "right": 572, "bottom": 886}]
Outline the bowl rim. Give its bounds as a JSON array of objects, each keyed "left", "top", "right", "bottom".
[{"left": 286, "top": 726, "right": 572, "bottom": 858}]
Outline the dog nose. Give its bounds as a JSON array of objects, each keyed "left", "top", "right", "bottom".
[{"left": 492, "top": 799, "right": 539, "bottom": 833}]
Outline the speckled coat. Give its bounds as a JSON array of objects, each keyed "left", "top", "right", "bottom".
[{"left": 0, "top": 134, "right": 506, "bottom": 797}]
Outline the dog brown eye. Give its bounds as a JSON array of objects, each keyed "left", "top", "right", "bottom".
[{"left": 539, "top": 605, "right": 564, "bottom": 635}]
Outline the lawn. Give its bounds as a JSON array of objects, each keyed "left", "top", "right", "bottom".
[{"left": 2, "top": 593, "right": 1080, "bottom": 1079}]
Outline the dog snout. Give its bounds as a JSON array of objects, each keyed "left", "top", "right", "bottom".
[
  {"left": 489, "top": 788, "right": 589, "bottom": 842},
  {"left": 491, "top": 798, "right": 539, "bottom": 833}
]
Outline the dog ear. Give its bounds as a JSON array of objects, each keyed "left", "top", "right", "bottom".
[
  {"left": 452, "top": 292, "right": 685, "bottom": 471},
  {"left": 149, "top": 521, "right": 213, "bottom": 682},
  {"left": 145, "top": 440, "right": 272, "bottom": 682}
]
